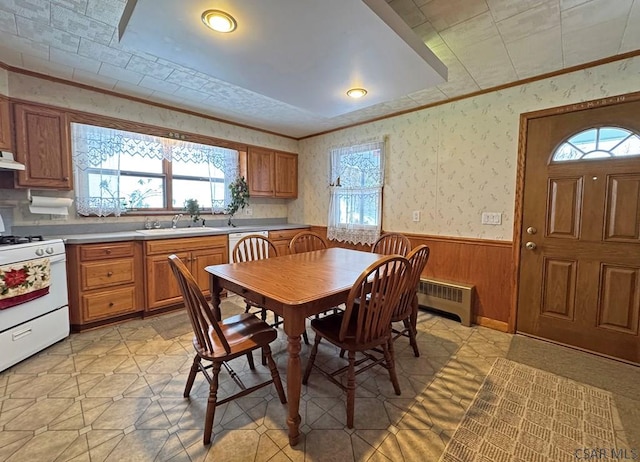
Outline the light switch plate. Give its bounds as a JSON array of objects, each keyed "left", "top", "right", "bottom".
[
  {"left": 412, "top": 211, "right": 420, "bottom": 222},
  {"left": 481, "top": 212, "right": 502, "bottom": 225}
]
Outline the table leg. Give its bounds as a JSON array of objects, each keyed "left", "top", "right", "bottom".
[
  {"left": 284, "top": 310, "right": 305, "bottom": 446},
  {"left": 287, "top": 333, "right": 302, "bottom": 446},
  {"left": 210, "top": 275, "right": 222, "bottom": 321}
]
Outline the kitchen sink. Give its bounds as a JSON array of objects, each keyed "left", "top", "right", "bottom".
[{"left": 136, "top": 227, "right": 226, "bottom": 235}]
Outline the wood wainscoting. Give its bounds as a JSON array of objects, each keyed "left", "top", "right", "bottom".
[{"left": 310, "top": 227, "right": 513, "bottom": 331}]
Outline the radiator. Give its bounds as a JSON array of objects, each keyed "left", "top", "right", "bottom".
[{"left": 416, "top": 278, "right": 473, "bottom": 327}]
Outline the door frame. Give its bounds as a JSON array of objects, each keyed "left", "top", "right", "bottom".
[{"left": 509, "top": 90, "right": 640, "bottom": 333}]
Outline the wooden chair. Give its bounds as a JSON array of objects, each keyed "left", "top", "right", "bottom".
[
  {"left": 232, "top": 235, "right": 307, "bottom": 351},
  {"left": 167, "top": 254, "right": 287, "bottom": 445},
  {"left": 302, "top": 255, "right": 410, "bottom": 428},
  {"left": 288, "top": 231, "right": 328, "bottom": 254},
  {"left": 371, "top": 232, "right": 411, "bottom": 256},
  {"left": 289, "top": 231, "right": 339, "bottom": 321},
  {"left": 390, "top": 244, "right": 430, "bottom": 357}
]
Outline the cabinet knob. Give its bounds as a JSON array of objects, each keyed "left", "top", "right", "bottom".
[
  {"left": 106, "top": 249, "right": 112, "bottom": 254},
  {"left": 107, "top": 271, "right": 113, "bottom": 277},
  {"left": 109, "top": 302, "right": 114, "bottom": 307},
  {"left": 63, "top": 177, "right": 69, "bottom": 181}
]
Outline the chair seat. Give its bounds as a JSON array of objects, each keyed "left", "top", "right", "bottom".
[
  {"left": 197, "top": 313, "right": 278, "bottom": 360},
  {"left": 309, "top": 310, "right": 390, "bottom": 352}
]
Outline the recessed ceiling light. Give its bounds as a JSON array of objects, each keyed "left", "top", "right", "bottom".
[
  {"left": 201, "top": 10, "right": 237, "bottom": 33},
  {"left": 347, "top": 88, "right": 367, "bottom": 99}
]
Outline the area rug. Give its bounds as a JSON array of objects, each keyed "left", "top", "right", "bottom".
[{"left": 439, "top": 358, "right": 627, "bottom": 462}]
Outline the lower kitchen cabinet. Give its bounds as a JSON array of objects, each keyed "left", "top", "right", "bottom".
[
  {"left": 144, "top": 235, "right": 227, "bottom": 311},
  {"left": 66, "top": 241, "right": 144, "bottom": 330},
  {"left": 269, "top": 228, "right": 307, "bottom": 256}
]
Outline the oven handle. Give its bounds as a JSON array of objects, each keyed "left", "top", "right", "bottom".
[{"left": 48, "top": 254, "right": 66, "bottom": 264}]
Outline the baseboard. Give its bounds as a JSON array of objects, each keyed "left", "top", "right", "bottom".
[{"left": 475, "top": 316, "right": 509, "bottom": 332}]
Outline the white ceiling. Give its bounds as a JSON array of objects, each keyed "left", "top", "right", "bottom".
[{"left": 0, "top": 0, "right": 638, "bottom": 139}]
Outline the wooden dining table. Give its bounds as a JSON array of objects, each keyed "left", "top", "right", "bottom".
[{"left": 205, "top": 247, "right": 384, "bottom": 446}]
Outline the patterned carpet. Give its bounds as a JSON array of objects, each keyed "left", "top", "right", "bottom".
[{"left": 439, "top": 358, "right": 627, "bottom": 462}]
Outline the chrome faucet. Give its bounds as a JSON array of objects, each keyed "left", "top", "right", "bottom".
[{"left": 171, "top": 213, "right": 183, "bottom": 229}]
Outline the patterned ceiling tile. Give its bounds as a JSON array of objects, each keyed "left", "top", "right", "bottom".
[
  {"left": 72, "top": 67, "right": 117, "bottom": 89},
  {"left": 125, "top": 55, "right": 173, "bottom": 80},
  {"left": 621, "top": 1, "right": 640, "bottom": 52},
  {"left": 138, "top": 75, "right": 179, "bottom": 94},
  {"left": 78, "top": 37, "right": 131, "bottom": 67},
  {"left": 16, "top": 16, "right": 80, "bottom": 53},
  {"left": 387, "top": 0, "right": 428, "bottom": 28},
  {"left": 0, "top": 0, "right": 50, "bottom": 22},
  {"left": 507, "top": 26, "right": 563, "bottom": 79},
  {"left": 407, "top": 86, "right": 448, "bottom": 105},
  {"left": 98, "top": 61, "right": 142, "bottom": 84},
  {"left": 50, "top": 3, "right": 113, "bottom": 44},
  {"left": 0, "top": 30, "right": 49, "bottom": 59},
  {"left": 563, "top": 21, "right": 628, "bottom": 67},
  {"left": 419, "top": 0, "right": 489, "bottom": 32},
  {"left": 165, "top": 70, "right": 208, "bottom": 91},
  {"left": 0, "top": 44, "right": 23, "bottom": 67},
  {"left": 562, "top": 0, "right": 633, "bottom": 31},
  {"left": 439, "top": 11, "right": 500, "bottom": 50},
  {"left": 0, "top": 9, "right": 17, "bottom": 33},
  {"left": 495, "top": 0, "right": 560, "bottom": 44},
  {"left": 22, "top": 53, "right": 74, "bottom": 79},
  {"left": 52, "top": 0, "right": 89, "bottom": 15},
  {"left": 50, "top": 45, "right": 101, "bottom": 73},
  {"left": 85, "top": 0, "right": 127, "bottom": 27},
  {"left": 486, "top": 0, "right": 551, "bottom": 22},
  {"left": 171, "top": 85, "right": 208, "bottom": 103}
]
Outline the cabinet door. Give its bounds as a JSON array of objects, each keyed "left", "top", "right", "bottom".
[
  {"left": 247, "top": 147, "right": 274, "bottom": 196},
  {"left": 13, "top": 103, "right": 72, "bottom": 189},
  {"left": 274, "top": 152, "right": 298, "bottom": 198},
  {"left": 0, "top": 97, "right": 11, "bottom": 151},
  {"left": 146, "top": 251, "right": 189, "bottom": 311},
  {"left": 191, "top": 247, "right": 227, "bottom": 296}
]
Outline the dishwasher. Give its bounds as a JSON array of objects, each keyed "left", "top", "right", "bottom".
[{"left": 228, "top": 231, "right": 268, "bottom": 262}]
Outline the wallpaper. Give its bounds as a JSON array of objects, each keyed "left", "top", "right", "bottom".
[{"left": 291, "top": 56, "right": 640, "bottom": 241}]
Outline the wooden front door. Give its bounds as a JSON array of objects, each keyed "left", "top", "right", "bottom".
[{"left": 517, "top": 97, "right": 640, "bottom": 364}]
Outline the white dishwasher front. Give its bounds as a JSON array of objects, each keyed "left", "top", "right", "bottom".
[{"left": 228, "top": 231, "right": 269, "bottom": 262}]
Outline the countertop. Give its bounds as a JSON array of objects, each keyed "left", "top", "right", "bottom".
[{"left": 55, "top": 223, "right": 310, "bottom": 244}]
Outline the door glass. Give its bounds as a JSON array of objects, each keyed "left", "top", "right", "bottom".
[{"left": 552, "top": 127, "right": 640, "bottom": 162}]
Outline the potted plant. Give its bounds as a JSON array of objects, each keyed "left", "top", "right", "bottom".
[
  {"left": 225, "top": 176, "right": 250, "bottom": 226},
  {"left": 184, "top": 198, "right": 204, "bottom": 226}
]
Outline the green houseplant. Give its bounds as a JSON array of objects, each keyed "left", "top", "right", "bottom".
[
  {"left": 184, "top": 198, "right": 204, "bottom": 226},
  {"left": 225, "top": 176, "right": 250, "bottom": 226}
]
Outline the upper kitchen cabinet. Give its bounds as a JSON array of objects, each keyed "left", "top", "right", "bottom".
[
  {"left": 246, "top": 147, "right": 298, "bottom": 198},
  {"left": 0, "top": 96, "right": 12, "bottom": 151},
  {"left": 13, "top": 103, "right": 72, "bottom": 189}
]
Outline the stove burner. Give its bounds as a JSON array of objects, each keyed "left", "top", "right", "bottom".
[{"left": 0, "top": 235, "right": 45, "bottom": 246}]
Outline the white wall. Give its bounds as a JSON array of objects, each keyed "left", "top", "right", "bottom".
[{"left": 291, "top": 56, "right": 640, "bottom": 241}]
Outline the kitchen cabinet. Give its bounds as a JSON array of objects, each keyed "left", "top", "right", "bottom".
[
  {"left": 13, "top": 103, "right": 72, "bottom": 189},
  {"left": 0, "top": 96, "right": 11, "bottom": 151},
  {"left": 246, "top": 147, "right": 298, "bottom": 198},
  {"left": 144, "top": 235, "right": 227, "bottom": 311},
  {"left": 269, "top": 228, "right": 307, "bottom": 256},
  {"left": 66, "top": 241, "right": 144, "bottom": 330}
]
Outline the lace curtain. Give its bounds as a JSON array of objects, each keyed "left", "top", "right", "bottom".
[
  {"left": 327, "top": 138, "right": 385, "bottom": 245},
  {"left": 71, "top": 123, "right": 239, "bottom": 216}
]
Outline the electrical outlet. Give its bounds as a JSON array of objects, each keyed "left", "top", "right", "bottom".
[
  {"left": 244, "top": 207, "right": 253, "bottom": 216},
  {"left": 412, "top": 211, "right": 420, "bottom": 222},
  {"left": 50, "top": 214, "right": 68, "bottom": 221},
  {"left": 481, "top": 212, "right": 502, "bottom": 225}
]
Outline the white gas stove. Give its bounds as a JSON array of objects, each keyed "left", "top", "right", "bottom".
[{"left": 0, "top": 236, "right": 69, "bottom": 372}]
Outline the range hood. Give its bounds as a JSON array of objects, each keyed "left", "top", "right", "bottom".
[{"left": 0, "top": 152, "right": 25, "bottom": 171}]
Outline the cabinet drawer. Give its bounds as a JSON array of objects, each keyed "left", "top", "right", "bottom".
[
  {"left": 81, "top": 259, "right": 135, "bottom": 290},
  {"left": 81, "top": 286, "right": 137, "bottom": 322},
  {"left": 80, "top": 242, "right": 134, "bottom": 261},
  {"left": 145, "top": 236, "right": 227, "bottom": 255},
  {"left": 269, "top": 228, "right": 307, "bottom": 241}
]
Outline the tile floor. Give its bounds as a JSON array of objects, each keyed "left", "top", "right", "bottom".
[{"left": 0, "top": 297, "right": 629, "bottom": 462}]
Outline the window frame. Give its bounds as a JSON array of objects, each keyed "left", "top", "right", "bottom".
[{"left": 67, "top": 113, "right": 248, "bottom": 216}]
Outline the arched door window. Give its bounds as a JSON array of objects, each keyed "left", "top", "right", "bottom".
[{"left": 552, "top": 127, "right": 640, "bottom": 162}]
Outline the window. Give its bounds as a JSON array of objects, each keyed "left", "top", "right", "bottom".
[
  {"left": 71, "top": 123, "right": 239, "bottom": 216},
  {"left": 327, "top": 139, "right": 385, "bottom": 245},
  {"left": 552, "top": 127, "right": 640, "bottom": 162}
]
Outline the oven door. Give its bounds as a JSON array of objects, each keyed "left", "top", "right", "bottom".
[{"left": 0, "top": 252, "right": 69, "bottom": 372}]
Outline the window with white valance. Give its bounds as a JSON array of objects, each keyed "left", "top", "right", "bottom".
[
  {"left": 327, "top": 138, "right": 385, "bottom": 245},
  {"left": 71, "top": 123, "right": 239, "bottom": 217}
]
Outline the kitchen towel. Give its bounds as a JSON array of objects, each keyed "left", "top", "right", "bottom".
[{"left": 29, "top": 196, "right": 73, "bottom": 215}]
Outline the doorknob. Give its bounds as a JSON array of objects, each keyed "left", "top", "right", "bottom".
[
  {"left": 525, "top": 241, "right": 537, "bottom": 250},
  {"left": 526, "top": 227, "right": 537, "bottom": 235}
]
